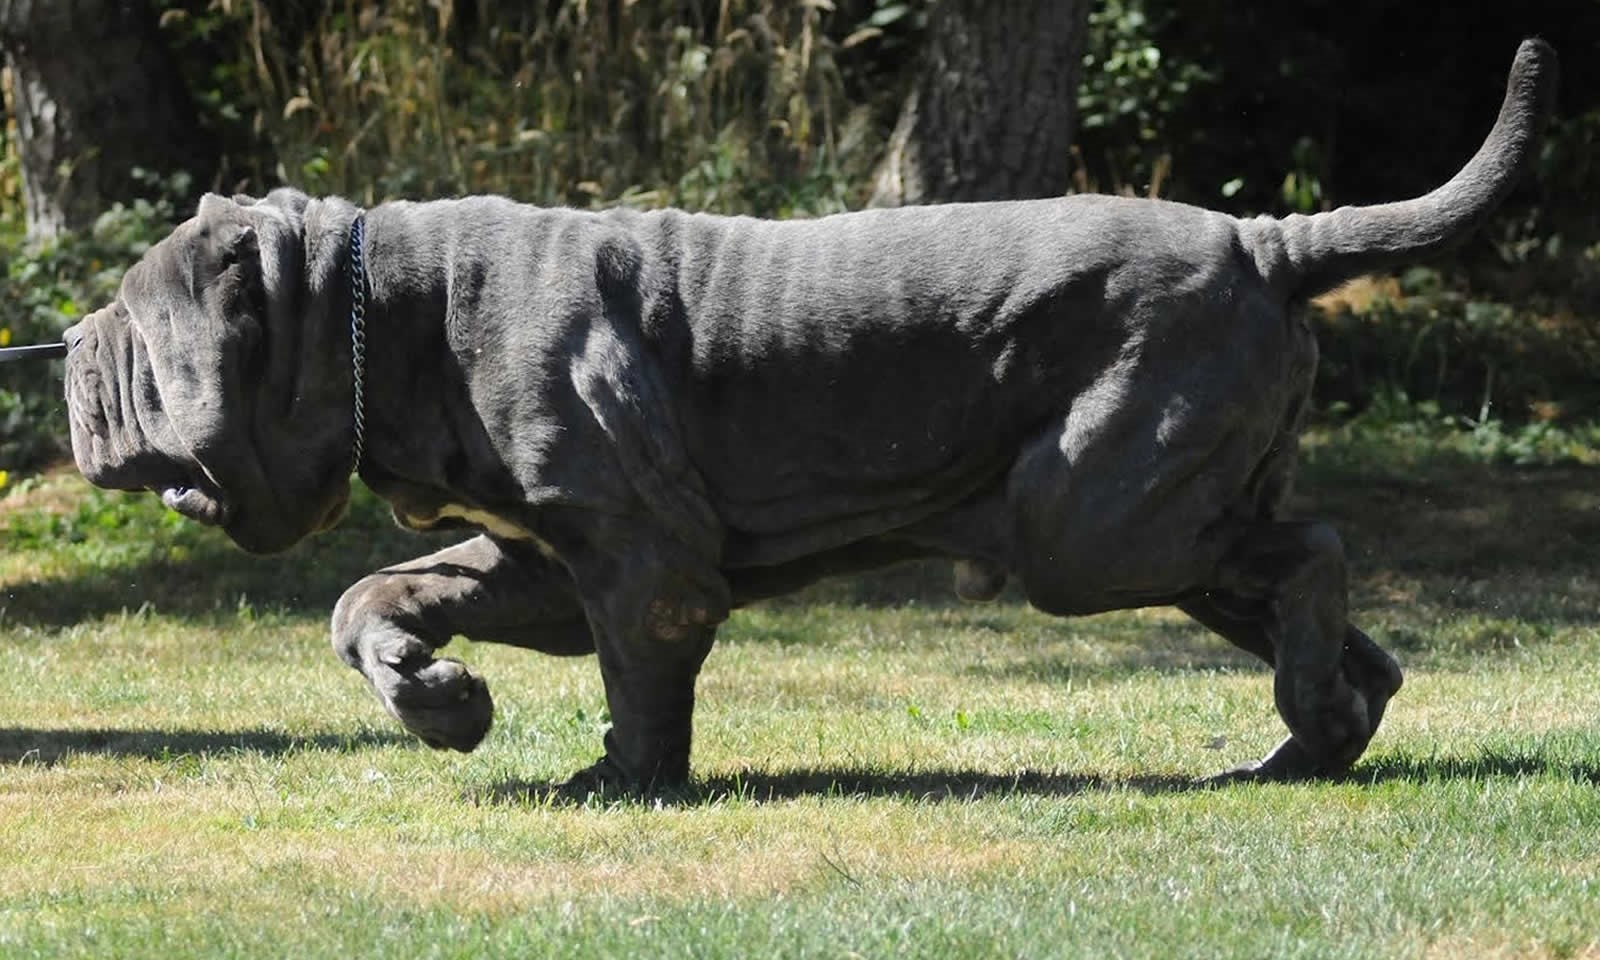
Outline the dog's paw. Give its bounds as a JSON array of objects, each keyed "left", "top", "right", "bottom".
[
  {"left": 1200, "top": 735, "right": 1329, "bottom": 785},
  {"left": 1342, "top": 628, "right": 1404, "bottom": 733},
  {"left": 557, "top": 755, "right": 639, "bottom": 800},
  {"left": 360, "top": 632, "right": 495, "bottom": 751},
  {"left": 1280, "top": 669, "right": 1373, "bottom": 770}
]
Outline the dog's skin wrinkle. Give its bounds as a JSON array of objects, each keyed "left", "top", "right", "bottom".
[{"left": 59, "top": 42, "right": 1555, "bottom": 790}]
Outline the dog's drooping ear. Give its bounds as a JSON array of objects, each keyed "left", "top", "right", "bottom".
[
  {"left": 196, "top": 191, "right": 246, "bottom": 223},
  {"left": 192, "top": 190, "right": 310, "bottom": 292},
  {"left": 196, "top": 193, "right": 261, "bottom": 272},
  {"left": 190, "top": 195, "right": 268, "bottom": 309}
]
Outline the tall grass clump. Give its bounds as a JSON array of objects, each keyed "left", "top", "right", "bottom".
[{"left": 183, "top": 0, "right": 905, "bottom": 216}]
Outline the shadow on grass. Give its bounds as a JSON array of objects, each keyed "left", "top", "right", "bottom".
[
  {"left": 473, "top": 766, "right": 1203, "bottom": 808},
  {"left": 1355, "top": 749, "right": 1600, "bottom": 786},
  {"left": 762, "top": 559, "right": 974, "bottom": 611},
  {"left": 478, "top": 741, "right": 1600, "bottom": 808},
  {"left": 0, "top": 726, "right": 415, "bottom": 765}
]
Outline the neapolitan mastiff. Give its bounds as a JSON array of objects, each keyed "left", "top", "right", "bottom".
[{"left": 61, "top": 42, "right": 1555, "bottom": 790}]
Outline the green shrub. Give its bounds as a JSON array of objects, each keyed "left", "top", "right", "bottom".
[
  {"left": 1313, "top": 267, "right": 1600, "bottom": 427},
  {"left": 1074, "top": 0, "right": 1212, "bottom": 198},
  {"left": 1308, "top": 387, "right": 1600, "bottom": 471}
]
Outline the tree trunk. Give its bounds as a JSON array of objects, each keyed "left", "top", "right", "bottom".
[
  {"left": 871, "top": 0, "right": 1092, "bottom": 206},
  {"left": 0, "top": 0, "right": 215, "bottom": 241}
]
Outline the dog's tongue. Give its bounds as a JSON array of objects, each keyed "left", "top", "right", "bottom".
[{"left": 160, "top": 484, "right": 232, "bottom": 527}]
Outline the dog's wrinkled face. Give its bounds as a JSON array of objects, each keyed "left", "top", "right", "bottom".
[{"left": 63, "top": 191, "right": 355, "bottom": 553}]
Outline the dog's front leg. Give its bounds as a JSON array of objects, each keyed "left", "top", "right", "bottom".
[
  {"left": 331, "top": 534, "right": 593, "bottom": 751},
  {"left": 543, "top": 513, "right": 731, "bottom": 794},
  {"left": 575, "top": 622, "right": 716, "bottom": 793}
]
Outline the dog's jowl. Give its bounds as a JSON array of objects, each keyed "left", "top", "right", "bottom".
[{"left": 62, "top": 42, "right": 1557, "bottom": 790}]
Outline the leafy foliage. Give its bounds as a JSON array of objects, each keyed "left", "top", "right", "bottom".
[
  {"left": 1073, "top": 0, "right": 1212, "bottom": 197},
  {"left": 1313, "top": 268, "right": 1600, "bottom": 428},
  {"left": 2, "top": 485, "right": 195, "bottom": 565},
  {"left": 1312, "top": 389, "right": 1600, "bottom": 471}
]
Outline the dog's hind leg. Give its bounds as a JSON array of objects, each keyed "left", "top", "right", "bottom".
[
  {"left": 1182, "top": 587, "right": 1402, "bottom": 779},
  {"left": 1181, "top": 522, "right": 1403, "bottom": 780},
  {"left": 331, "top": 535, "right": 593, "bottom": 752},
  {"left": 1003, "top": 300, "right": 1394, "bottom": 777}
]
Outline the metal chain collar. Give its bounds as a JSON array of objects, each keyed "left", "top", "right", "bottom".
[{"left": 347, "top": 213, "right": 368, "bottom": 472}]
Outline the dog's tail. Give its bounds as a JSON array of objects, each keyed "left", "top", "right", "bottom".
[{"left": 1264, "top": 38, "right": 1557, "bottom": 300}]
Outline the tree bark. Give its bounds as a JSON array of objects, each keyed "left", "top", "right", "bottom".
[
  {"left": 870, "top": 0, "right": 1092, "bottom": 206},
  {"left": 0, "top": 0, "right": 215, "bottom": 241}
]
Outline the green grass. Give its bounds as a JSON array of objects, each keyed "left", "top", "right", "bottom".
[{"left": 2, "top": 428, "right": 1599, "bottom": 959}]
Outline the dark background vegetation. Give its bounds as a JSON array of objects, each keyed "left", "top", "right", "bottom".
[{"left": 2, "top": 0, "right": 1599, "bottom": 477}]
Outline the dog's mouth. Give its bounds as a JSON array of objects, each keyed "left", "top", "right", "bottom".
[{"left": 158, "top": 482, "right": 233, "bottom": 527}]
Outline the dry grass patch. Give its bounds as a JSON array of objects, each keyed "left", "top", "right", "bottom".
[{"left": 1420, "top": 935, "right": 1600, "bottom": 960}]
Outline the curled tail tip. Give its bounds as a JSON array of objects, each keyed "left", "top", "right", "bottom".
[
  {"left": 1514, "top": 36, "right": 1557, "bottom": 72},
  {"left": 1511, "top": 37, "right": 1559, "bottom": 112},
  {"left": 1270, "top": 39, "right": 1558, "bottom": 300}
]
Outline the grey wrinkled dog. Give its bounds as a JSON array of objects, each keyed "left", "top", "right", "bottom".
[{"left": 63, "top": 41, "right": 1554, "bottom": 791}]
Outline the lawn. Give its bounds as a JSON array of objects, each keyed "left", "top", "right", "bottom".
[{"left": 1, "top": 428, "right": 1598, "bottom": 959}]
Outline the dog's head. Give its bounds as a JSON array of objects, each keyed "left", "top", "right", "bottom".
[{"left": 63, "top": 189, "right": 361, "bottom": 553}]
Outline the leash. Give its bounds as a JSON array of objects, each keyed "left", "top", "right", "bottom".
[{"left": 0, "top": 342, "right": 67, "bottom": 362}]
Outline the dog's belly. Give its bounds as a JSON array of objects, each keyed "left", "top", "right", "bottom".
[
  {"left": 692, "top": 376, "right": 1037, "bottom": 567},
  {"left": 713, "top": 463, "right": 1007, "bottom": 568}
]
